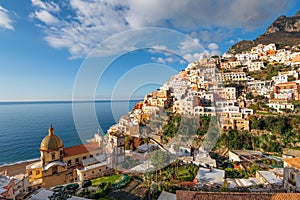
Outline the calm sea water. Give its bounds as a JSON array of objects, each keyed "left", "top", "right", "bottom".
[{"left": 0, "top": 101, "right": 138, "bottom": 166}]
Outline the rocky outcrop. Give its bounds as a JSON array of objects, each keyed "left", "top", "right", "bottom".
[{"left": 228, "top": 11, "right": 300, "bottom": 54}]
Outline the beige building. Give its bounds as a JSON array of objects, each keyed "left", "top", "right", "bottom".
[
  {"left": 26, "top": 126, "right": 123, "bottom": 188},
  {"left": 283, "top": 157, "right": 300, "bottom": 192}
]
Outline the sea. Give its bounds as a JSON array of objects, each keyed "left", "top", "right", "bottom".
[{"left": 0, "top": 100, "right": 138, "bottom": 166}]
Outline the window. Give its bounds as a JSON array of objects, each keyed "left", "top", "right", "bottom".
[
  {"left": 83, "top": 156, "right": 86, "bottom": 160},
  {"left": 84, "top": 174, "right": 86, "bottom": 177},
  {"left": 52, "top": 166, "right": 58, "bottom": 175},
  {"left": 290, "top": 172, "right": 296, "bottom": 185},
  {"left": 51, "top": 153, "right": 55, "bottom": 160},
  {"left": 67, "top": 160, "right": 71, "bottom": 166},
  {"left": 75, "top": 158, "right": 79, "bottom": 164},
  {"left": 99, "top": 169, "right": 101, "bottom": 172},
  {"left": 92, "top": 171, "right": 94, "bottom": 174},
  {"left": 90, "top": 155, "right": 93, "bottom": 158},
  {"left": 36, "top": 170, "right": 40, "bottom": 175}
]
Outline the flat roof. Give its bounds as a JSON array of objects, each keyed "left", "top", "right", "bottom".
[{"left": 195, "top": 168, "right": 225, "bottom": 185}]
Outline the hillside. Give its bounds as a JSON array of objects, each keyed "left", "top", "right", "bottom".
[{"left": 228, "top": 11, "right": 300, "bottom": 54}]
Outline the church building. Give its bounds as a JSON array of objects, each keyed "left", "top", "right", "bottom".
[{"left": 26, "top": 125, "right": 125, "bottom": 188}]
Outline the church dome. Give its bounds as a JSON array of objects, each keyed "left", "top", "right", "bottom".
[{"left": 40, "top": 125, "right": 63, "bottom": 151}]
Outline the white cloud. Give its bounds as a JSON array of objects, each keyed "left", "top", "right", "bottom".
[
  {"left": 179, "top": 38, "right": 204, "bottom": 55},
  {"left": 151, "top": 56, "right": 176, "bottom": 64},
  {"left": 31, "top": 0, "right": 60, "bottom": 12},
  {"left": 208, "top": 43, "right": 221, "bottom": 55},
  {"left": 125, "top": 0, "right": 290, "bottom": 31},
  {"left": 0, "top": 6, "right": 14, "bottom": 30},
  {"left": 208, "top": 43, "right": 219, "bottom": 51},
  {"left": 29, "top": 0, "right": 291, "bottom": 58},
  {"left": 33, "top": 10, "right": 59, "bottom": 24}
]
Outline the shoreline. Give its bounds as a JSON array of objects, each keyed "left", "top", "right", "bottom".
[{"left": 0, "top": 159, "right": 39, "bottom": 176}]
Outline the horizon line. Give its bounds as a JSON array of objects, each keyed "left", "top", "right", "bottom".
[{"left": 0, "top": 99, "right": 143, "bottom": 104}]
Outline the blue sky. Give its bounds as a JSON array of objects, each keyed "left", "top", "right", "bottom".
[{"left": 0, "top": 0, "right": 300, "bottom": 101}]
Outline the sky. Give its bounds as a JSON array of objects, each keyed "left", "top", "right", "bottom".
[{"left": 0, "top": 0, "right": 300, "bottom": 101}]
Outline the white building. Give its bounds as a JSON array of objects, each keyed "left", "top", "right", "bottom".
[
  {"left": 173, "top": 95, "right": 199, "bottom": 115},
  {"left": 195, "top": 168, "right": 225, "bottom": 186},
  {"left": 267, "top": 102, "right": 294, "bottom": 112},
  {"left": 272, "top": 74, "right": 288, "bottom": 85},
  {"left": 246, "top": 61, "right": 264, "bottom": 71}
]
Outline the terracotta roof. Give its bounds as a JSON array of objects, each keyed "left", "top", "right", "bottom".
[
  {"left": 283, "top": 157, "right": 300, "bottom": 170},
  {"left": 271, "top": 193, "right": 300, "bottom": 200},
  {"left": 277, "top": 82, "right": 298, "bottom": 86},
  {"left": 176, "top": 191, "right": 300, "bottom": 200},
  {"left": 63, "top": 142, "right": 99, "bottom": 157}
]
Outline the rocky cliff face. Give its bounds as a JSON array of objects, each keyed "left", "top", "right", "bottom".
[
  {"left": 228, "top": 11, "right": 300, "bottom": 54},
  {"left": 265, "top": 14, "right": 300, "bottom": 34}
]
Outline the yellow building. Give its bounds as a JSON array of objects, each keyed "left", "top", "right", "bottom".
[{"left": 26, "top": 125, "right": 116, "bottom": 188}]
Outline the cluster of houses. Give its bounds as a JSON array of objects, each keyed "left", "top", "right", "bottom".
[
  {"left": 181, "top": 148, "right": 300, "bottom": 192},
  {"left": 222, "top": 43, "right": 300, "bottom": 113},
  {"left": 2, "top": 43, "right": 300, "bottom": 199}
]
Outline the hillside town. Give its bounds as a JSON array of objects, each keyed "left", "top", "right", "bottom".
[{"left": 2, "top": 42, "right": 300, "bottom": 199}]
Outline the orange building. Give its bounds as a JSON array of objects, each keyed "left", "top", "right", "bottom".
[{"left": 273, "top": 82, "right": 300, "bottom": 100}]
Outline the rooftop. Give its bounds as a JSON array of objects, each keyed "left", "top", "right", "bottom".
[
  {"left": 282, "top": 148, "right": 300, "bottom": 157},
  {"left": 258, "top": 171, "right": 282, "bottom": 185},
  {"left": 283, "top": 157, "right": 300, "bottom": 170},
  {"left": 29, "top": 189, "right": 88, "bottom": 200},
  {"left": 77, "top": 161, "right": 108, "bottom": 172},
  {"left": 63, "top": 142, "right": 99, "bottom": 157},
  {"left": 195, "top": 168, "right": 225, "bottom": 185},
  {"left": 158, "top": 191, "right": 176, "bottom": 200},
  {"left": 176, "top": 191, "right": 300, "bottom": 200},
  {"left": 26, "top": 161, "right": 42, "bottom": 170}
]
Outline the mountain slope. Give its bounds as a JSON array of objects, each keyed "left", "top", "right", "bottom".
[{"left": 228, "top": 11, "right": 300, "bottom": 54}]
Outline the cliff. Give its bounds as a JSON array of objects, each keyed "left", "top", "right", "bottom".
[{"left": 228, "top": 11, "right": 300, "bottom": 54}]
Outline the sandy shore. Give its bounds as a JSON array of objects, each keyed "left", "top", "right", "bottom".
[{"left": 0, "top": 159, "right": 39, "bottom": 176}]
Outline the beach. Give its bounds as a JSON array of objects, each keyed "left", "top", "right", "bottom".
[{"left": 0, "top": 159, "right": 39, "bottom": 176}]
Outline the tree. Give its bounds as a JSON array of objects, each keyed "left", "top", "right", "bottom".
[
  {"left": 151, "top": 150, "right": 170, "bottom": 183},
  {"left": 48, "top": 188, "right": 71, "bottom": 200},
  {"left": 249, "top": 165, "right": 260, "bottom": 176},
  {"left": 246, "top": 92, "right": 254, "bottom": 100}
]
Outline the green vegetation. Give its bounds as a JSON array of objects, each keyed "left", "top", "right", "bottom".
[
  {"left": 159, "top": 163, "right": 198, "bottom": 182},
  {"left": 197, "top": 116, "right": 211, "bottom": 136},
  {"left": 217, "top": 129, "right": 253, "bottom": 150},
  {"left": 151, "top": 150, "right": 170, "bottom": 170},
  {"left": 176, "top": 164, "right": 198, "bottom": 182},
  {"left": 250, "top": 115, "right": 290, "bottom": 133},
  {"left": 91, "top": 174, "right": 122, "bottom": 186},
  {"left": 246, "top": 63, "right": 290, "bottom": 80},
  {"left": 122, "top": 157, "right": 141, "bottom": 169},
  {"left": 215, "top": 114, "right": 300, "bottom": 153},
  {"left": 225, "top": 168, "right": 247, "bottom": 179},
  {"left": 78, "top": 182, "right": 112, "bottom": 199},
  {"left": 162, "top": 114, "right": 181, "bottom": 138}
]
